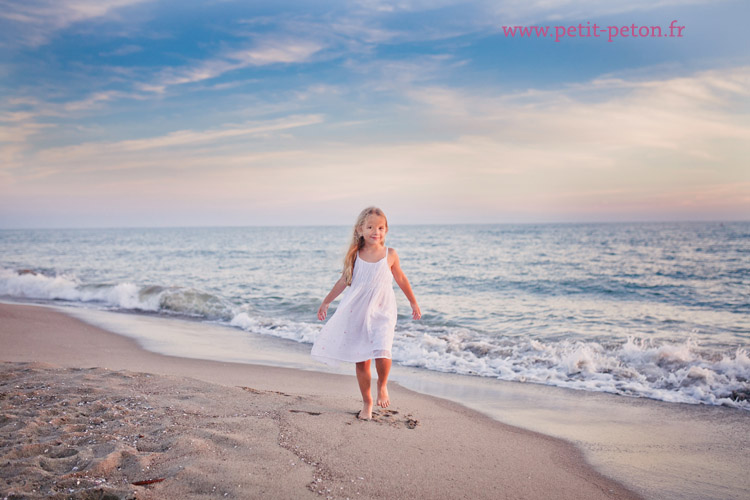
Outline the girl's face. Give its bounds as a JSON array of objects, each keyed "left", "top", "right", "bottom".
[{"left": 359, "top": 214, "right": 387, "bottom": 246}]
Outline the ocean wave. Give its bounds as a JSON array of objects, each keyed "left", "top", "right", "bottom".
[
  {"left": 229, "top": 312, "right": 318, "bottom": 344},
  {"left": 0, "top": 267, "right": 235, "bottom": 320},
  {"left": 392, "top": 326, "right": 750, "bottom": 409}
]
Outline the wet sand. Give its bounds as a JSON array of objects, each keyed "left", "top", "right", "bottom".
[{"left": 0, "top": 302, "right": 640, "bottom": 499}]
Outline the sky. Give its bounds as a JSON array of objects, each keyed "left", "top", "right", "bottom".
[{"left": 1, "top": 0, "right": 748, "bottom": 228}]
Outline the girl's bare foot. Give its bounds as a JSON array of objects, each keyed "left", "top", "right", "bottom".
[
  {"left": 377, "top": 383, "right": 390, "bottom": 408},
  {"left": 358, "top": 402, "right": 373, "bottom": 420}
]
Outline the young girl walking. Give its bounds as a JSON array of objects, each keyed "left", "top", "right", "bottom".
[{"left": 312, "top": 206, "right": 421, "bottom": 420}]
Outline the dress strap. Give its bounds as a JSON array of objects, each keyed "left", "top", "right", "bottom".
[{"left": 357, "top": 248, "right": 388, "bottom": 263}]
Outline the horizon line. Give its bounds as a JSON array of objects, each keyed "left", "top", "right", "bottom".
[{"left": 1, "top": 219, "right": 748, "bottom": 231}]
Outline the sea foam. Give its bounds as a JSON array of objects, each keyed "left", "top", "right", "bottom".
[{"left": 391, "top": 326, "right": 750, "bottom": 409}]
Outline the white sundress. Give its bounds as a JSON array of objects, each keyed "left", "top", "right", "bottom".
[{"left": 311, "top": 248, "right": 398, "bottom": 365}]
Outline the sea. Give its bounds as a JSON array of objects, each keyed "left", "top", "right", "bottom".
[{"left": 1, "top": 222, "right": 748, "bottom": 410}]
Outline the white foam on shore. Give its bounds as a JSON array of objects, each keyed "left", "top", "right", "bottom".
[{"left": 391, "top": 326, "right": 750, "bottom": 409}]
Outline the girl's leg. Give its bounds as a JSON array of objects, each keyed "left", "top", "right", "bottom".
[
  {"left": 375, "top": 357, "right": 392, "bottom": 408},
  {"left": 355, "top": 360, "right": 373, "bottom": 419}
]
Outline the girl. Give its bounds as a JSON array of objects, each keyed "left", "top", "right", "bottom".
[{"left": 312, "top": 206, "right": 421, "bottom": 420}]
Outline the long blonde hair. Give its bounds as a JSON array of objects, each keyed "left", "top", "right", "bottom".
[{"left": 343, "top": 206, "right": 388, "bottom": 285}]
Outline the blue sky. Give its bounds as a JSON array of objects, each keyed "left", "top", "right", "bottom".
[{"left": 1, "top": 0, "right": 748, "bottom": 228}]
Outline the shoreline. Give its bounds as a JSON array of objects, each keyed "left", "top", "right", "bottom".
[{"left": 0, "top": 302, "right": 641, "bottom": 499}]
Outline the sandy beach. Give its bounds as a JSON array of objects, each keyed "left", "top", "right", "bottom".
[{"left": 0, "top": 302, "right": 641, "bottom": 499}]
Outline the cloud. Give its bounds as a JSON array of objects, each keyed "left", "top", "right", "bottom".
[
  {"left": 0, "top": 0, "right": 150, "bottom": 47},
  {"left": 0, "top": 106, "right": 54, "bottom": 170},
  {"left": 30, "top": 114, "right": 324, "bottom": 170},
  {"left": 0, "top": 110, "right": 38, "bottom": 123},
  {"left": 63, "top": 91, "right": 130, "bottom": 111},
  {"left": 140, "top": 36, "right": 326, "bottom": 93},
  {"left": 402, "top": 65, "right": 750, "bottom": 152},
  {"left": 230, "top": 38, "right": 326, "bottom": 66},
  {"left": 472, "top": 0, "right": 718, "bottom": 25},
  {"left": 346, "top": 54, "right": 466, "bottom": 92},
  {"left": 0, "top": 89, "right": 148, "bottom": 135},
  {"left": 0, "top": 122, "right": 49, "bottom": 144}
]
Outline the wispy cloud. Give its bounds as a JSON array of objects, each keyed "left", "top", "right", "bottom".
[
  {"left": 401, "top": 66, "right": 750, "bottom": 153},
  {"left": 0, "top": 89, "right": 148, "bottom": 143},
  {"left": 0, "top": 0, "right": 150, "bottom": 47},
  {"left": 0, "top": 117, "right": 51, "bottom": 172},
  {"left": 347, "top": 54, "right": 466, "bottom": 92},
  {"left": 146, "top": 36, "right": 325, "bottom": 92},
  {"left": 469, "top": 0, "right": 716, "bottom": 24},
  {"left": 31, "top": 114, "right": 324, "bottom": 169},
  {"left": 63, "top": 91, "right": 132, "bottom": 112}
]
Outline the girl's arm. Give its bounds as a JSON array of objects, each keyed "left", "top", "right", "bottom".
[
  {"left": 389, "top": 248, "right": 421, "bottom": 320},
  {"left": 318, "top": 275, "right": 348, "bottom": 320}
]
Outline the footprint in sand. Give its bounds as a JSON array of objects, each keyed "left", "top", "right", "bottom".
[
  {"left": 288, "top": 409, "right": 322, "bottom": 416},
  {"left": 48, "top": 447, "right": 79, "bottom": 459},
  {"left": 354, "top": 409, "right": 419, "bottom": 429}
]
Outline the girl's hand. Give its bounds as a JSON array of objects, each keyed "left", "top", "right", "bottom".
[
  {"left": 317, "top": 302, "right": 330, "bottom": 321},
  {"left": 411, "top": 303, "right": 421, "bottom": 320}
]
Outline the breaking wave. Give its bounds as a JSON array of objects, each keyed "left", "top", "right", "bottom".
[
  {"left": 391, "top": 325, "right": 750, "bottom": 409},
  {"left": 0, "top": 267, "right": 235, "bottom": 320}
]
